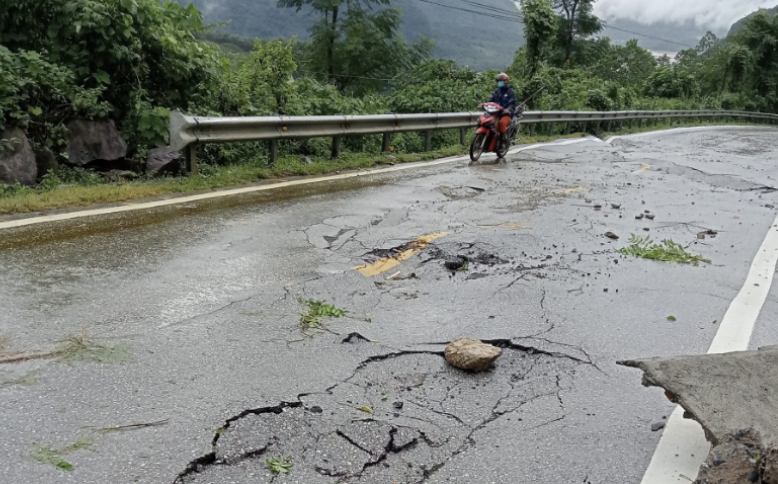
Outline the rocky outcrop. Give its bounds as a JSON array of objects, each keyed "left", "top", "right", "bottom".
[
  {"left": 65, "top": 119, "right": 127, "bottom": 167},
  {"left": 0, "top": 128, "right": 37, "bottom": 186},
  {"left": 146, "top": 147, "right": 181, "bottom": 177},
  {"left": 444, "top": 338, "right": 502, "bottom": 372}
]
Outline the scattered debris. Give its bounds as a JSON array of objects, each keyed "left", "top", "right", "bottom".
[
  {"left": 618, "top": 235, "right": 710, "bottom": 266},
  {"left": 651, "top": 421, "right": 666, "bottom": 432},
  {"left": 358, "top": 406, "right": 373, "bottom": 414},
  {"left": 646, "top": 214, "right": 656, "bottom": 220},
  {"left": 299, "top": 299, "right": 347, "bottom": 335},
  {"left": 667, "top": 316, "right": 677, "bottom": 321},
  {"left": 444, "top": 257, "right": 467, "bottom": 271},
  {"left": 266, "top": 457, "right": 293, "bottom": 474},
  {"left": 386, "top": 271, "right": 402, "bottom": 280},
  {"left": 594, "top": 204, "right": 603, "bottom": 211},
  {"left": 0, "top": 331, "right": 130, "bottom": 365},
  {"left": 697, "top": 233, "right": 706, "bottom": 239},
  {"left": 444, "top": 338, "right": 502, "bottom": 372},
  {"left": 31, "top": 438, "right": 92, "bottom": 471},
  {"left": 605, "top": 232, "right": 619, "bottom": 240},
  {"left": 636, "top": 213, "right": 644, "bottom": 219},
  {"left": 467, "top": 186, "right": 485, "bottom": 192},
  {"left": 96, "top": 419, "right": 169, "bottom": 433},
  {"left": 611, "top": 203, "right": 621, "bottom": 209}
]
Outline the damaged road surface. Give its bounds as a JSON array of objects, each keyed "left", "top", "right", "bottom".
[
  {"left": 178, "top": 343, "right": 585, "bottom": 483},
  {"left": 1, "top": 127, "right": 778, "bottom": 483}
]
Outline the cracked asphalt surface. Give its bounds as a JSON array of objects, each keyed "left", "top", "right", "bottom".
[{"left": 1, "top": 127, "right": 778, "bottom": 483}]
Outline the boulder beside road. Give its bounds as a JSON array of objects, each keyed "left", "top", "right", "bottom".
[{"left": 0, "top": 128, "right": 37, "bottom": 186}]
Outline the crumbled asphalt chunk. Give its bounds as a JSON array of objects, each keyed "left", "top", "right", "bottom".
[
  {"left": 392, "top": 401, "right": 403, "bottom": 410},
  {"left": 343, "top": 333, "right": 372, "bottom": 344},
  {"left": 605, "top": 232, "right": 619, "bottom": 240},
  {"left": 646, "top": 214, "right": 656, "bottom": 220},
  {"left": 651, "top": 421, "right": 665, "bottom": 432},
  {"left": 636, "top": 213, "right": 644, "bottom": 219},
  {"left": 611, "top": 203, "right": 621, "bottom": 209},
  {"left": 444, "top": 258, "right": 466, "bottom": 271},
  {"left": 310, "top": 406, "right": 323, "bottom": 414}
]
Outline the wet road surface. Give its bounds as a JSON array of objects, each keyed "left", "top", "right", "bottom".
[{"left": 1, "top": 127, "right": 777, "bottom": 483}]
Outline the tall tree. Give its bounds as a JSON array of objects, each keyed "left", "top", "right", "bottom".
[
  {"left": 277, "top": 0, "right": 388, "bottom": 84},
  {"left": 520, "top": 0, "right": 557, "bottom": 79},
  {"left": 552, "top": 0, "right": 602, "bottom": 65}
]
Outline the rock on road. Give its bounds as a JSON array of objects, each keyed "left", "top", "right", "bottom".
[{"left": 1, "top": 127, "right": 777, "bottom": 484}]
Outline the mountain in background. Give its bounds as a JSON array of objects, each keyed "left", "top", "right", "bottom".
[
  {"left": 190, "top": 0, "right": 749, "bottom": 69},
  {"left": 728, "top": 5, "right": 778, "bottom": 35}
]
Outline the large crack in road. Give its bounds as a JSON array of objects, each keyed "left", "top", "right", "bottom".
[{"left": 175, "top": 342, "right": 589, "bottom": 483}]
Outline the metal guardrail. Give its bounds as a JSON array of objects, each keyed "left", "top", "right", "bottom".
[{"left": 170, "top": 109, "right": 778, "bottom": 174}]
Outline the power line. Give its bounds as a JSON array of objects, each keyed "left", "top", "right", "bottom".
[{"left": 414, "top": 0, "right": 696, "bottom": 50}]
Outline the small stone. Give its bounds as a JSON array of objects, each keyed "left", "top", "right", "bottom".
[
  {"left": 651, "top": 421, "right": 665, "bottom": 432},
  {"left": 636, "top": 214, "right": 644, "bottom": 219},
  {"left": 302, "top": 156, "right": 314, "bottom": 165},
  {"left": 445, "top": 339, "right": 502, "bottom": 372},
  {"left": 697, "top": 233, "right": 706, "bottom": 239},
  {"left": 748, "top": 471, "right": 759, "bottom": 482},
  {"left": 605, "top": 232, "right": 619, "bottom": 240},
  {"left": 611, "top": 203, "right": 621, "bottom": 209},
  {"left": 766, "top": 204, "right": 775, "bottom": 209},
  {"left": 393, "top": 401, "right": 404, "bottom": 410},
  {"left": 643, "top": 228, "right": 650, "bottom": 232},
  {"left": 646, "top": 214, "right": 655, "bottom": 220},
  {"left": 644, "top": 210, "right": 650, "bottom": 213},
  {"left": 310, "top": 406, "right": 323, "bottom": 414},
  {"left": 594, "top": 204, "right": 602, "bottom": 211},
  {"left": 444, "top": 257, "right": 466, "bottom": 271}
]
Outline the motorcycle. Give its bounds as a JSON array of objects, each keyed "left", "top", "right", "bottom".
[{"left": 469, "top": 102, "right": 522, "bottom": 163}]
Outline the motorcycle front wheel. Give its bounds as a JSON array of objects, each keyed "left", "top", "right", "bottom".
[{"left": 469, "top": 133, "right": 486, "bottom": 163}]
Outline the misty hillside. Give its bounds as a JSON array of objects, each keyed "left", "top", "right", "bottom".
[
  {"left": 191, "top": 0, "right": 524, "bottom": 70},
  {"left": 729, "top": 5, "right": 778, "bottom": 35},
  {"left": 190, "top": 0, "right": 738, "bottom": 68}
]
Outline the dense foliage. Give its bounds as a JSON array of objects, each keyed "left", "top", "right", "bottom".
[{"left": 2, "top": 0, "right": 778, "bottom": 181}]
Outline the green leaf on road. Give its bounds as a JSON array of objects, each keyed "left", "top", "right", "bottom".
[{"left": 667, "top": 316, "right": 677, "bottom": 321}]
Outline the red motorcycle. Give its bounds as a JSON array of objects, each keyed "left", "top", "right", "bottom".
[{"left": 469, "top": 102, "right": 521, "bottom": 163}]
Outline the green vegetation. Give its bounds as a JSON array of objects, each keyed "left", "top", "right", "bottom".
[
  {"left": 31, "top": 438, "right": 92, "bottom": 471},
  {"left": 299, "top": 299, "right": 348, "bottom": 335},
  {"left": 266, "top": 456, "right": 293, "bottom": 474},
  {"left": 619, "top": 234, "right": 711, "bottom": 266},
  {"left": 2, "top": 0, "right": 778, "bottom": 214}
]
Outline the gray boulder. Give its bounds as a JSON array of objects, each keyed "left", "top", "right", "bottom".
[
  {"left": 35, "top": 148, "right": 58, "bottom": 179},
  {"left": 65, "top": 119, "right": 127, "bottom": 167},
  {"left": 146, "top": 147, "right": 181, "bottom": 177},
  {"left": 0, "top": 128, "right": 37, "bottom": 186}
]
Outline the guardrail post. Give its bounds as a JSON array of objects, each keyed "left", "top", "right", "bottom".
[
  {"left": 565, "top": 122, "right": 571, "bottom": 135},
  {"left": 529, "top": 123, "right": 536, "bottom": 137},
  {"left": 269, "top": 140, "right": 278, "bottom": 165},
  {"left": 185, "top": 145, "right": 197, "bottom": 176},
  {"left": 582, "top": 121, "right": 588, "bottom": 134},
  {"left": 548, "top": 122, "right": 554, "bottom": 137},
  {"left": 607, "top": 120, "right": 612, "bottom": 132},
  {"left": 382, "top": 133, "right": 392, "bottom": 153},
  {"left": 331, "top": 136, "right": 341, "bottom": 159},
  {"left": 424, "top": 130, "right": 432, "bottom": 152},
  {"left": 459, "top": 128, "right": 467, "bottom": 146}
]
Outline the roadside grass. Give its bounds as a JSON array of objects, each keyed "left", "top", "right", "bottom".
[
  {"left": 31, "top": 438, "right": 93, "bottom": 471},
  {"left": 0, "top": 371, "right": 39, "bottom": 389},
  {"left": 0, "top": 119, "right": 772, "bottom": 216},
  {"left": 618, "top": 234, "right": 711, "bottom": 266}
]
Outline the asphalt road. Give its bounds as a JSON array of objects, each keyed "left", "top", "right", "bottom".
[{"left": 1, "top": 127, "right": 777, "bottom": 484}]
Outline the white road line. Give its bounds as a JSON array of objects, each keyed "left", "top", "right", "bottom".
[
  {"left": 640, "top": 214, "right": 778, "bottom": 484},
  {"left": 0, "top": 137, "right": 599, "bottom": 231},
  {"left": 605, "top": 125, "right": 778, "bottom": 145}
]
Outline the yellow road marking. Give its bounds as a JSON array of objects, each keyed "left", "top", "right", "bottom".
[
  {"left": 634, "top": 164, "right": 651, "bottom": 173},
  {"left": 354, "top": 232, "right": 449, "bottom": 277}
]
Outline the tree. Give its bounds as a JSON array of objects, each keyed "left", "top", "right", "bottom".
[
  {"left": 278, "top": 0, "right": 386, "bottom": 84},
  {"left": 732, "top": 12, "right": 778, "bottom": 109},
  {"left": 552, "top": 0, "right": 602, "bottom": 65},
  {"left": 520, "top": 0, "right": 557, "bottom": 79}
]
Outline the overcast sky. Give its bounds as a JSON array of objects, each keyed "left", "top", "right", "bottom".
[{"left": 593, "top": 0, "right": 777, "bottom": 29}]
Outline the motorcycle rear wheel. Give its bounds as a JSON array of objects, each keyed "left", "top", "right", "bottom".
[{"left": 469, "top": 133, "right": 486, "bottom": 163}]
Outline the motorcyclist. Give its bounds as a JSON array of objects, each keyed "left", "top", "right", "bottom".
[{"left": 479, "top": 73, "right": 519, "bottom": 147}]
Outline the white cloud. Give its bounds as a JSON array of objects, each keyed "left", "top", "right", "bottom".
[{"left": 594, "top": 0, "right": 778, "bottom": 29}]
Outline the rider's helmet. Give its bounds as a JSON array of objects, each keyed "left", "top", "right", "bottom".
[{"left": 495, "top": 73, "right": 509, "bottom": 83}]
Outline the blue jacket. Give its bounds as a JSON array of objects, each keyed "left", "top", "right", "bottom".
[{"left": 487, "top": 86, "right": 519, "bottom": 116}]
